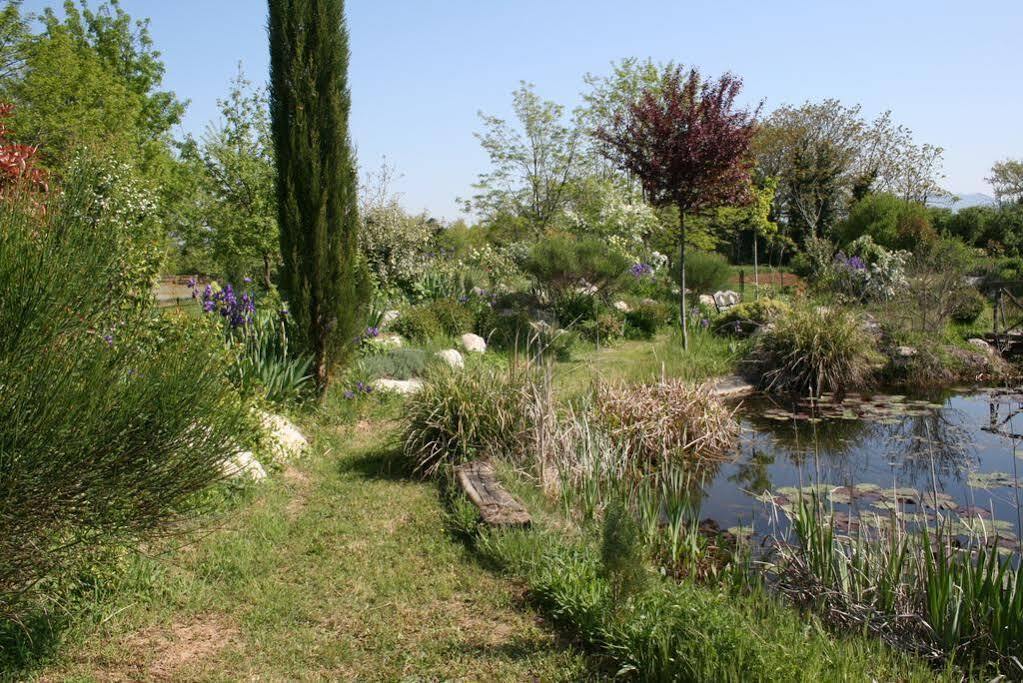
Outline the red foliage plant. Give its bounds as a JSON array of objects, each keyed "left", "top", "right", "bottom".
[
  {"left": 594, "top": 67, "right": 760, "bottom": 347},
  {"left": 0, "top": 103, "right": 47, "bottom": 194}
]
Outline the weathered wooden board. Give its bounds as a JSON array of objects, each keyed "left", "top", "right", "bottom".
[
  {"left": 455, "top": 461, "right": 531, "bottom": 528},
  {"left": 709, "top": 375, "right": 756, "bottom": 400}
]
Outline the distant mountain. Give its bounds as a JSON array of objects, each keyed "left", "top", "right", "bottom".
[{"left": 928, "top": 193, "right": 997, "bottom": 211}]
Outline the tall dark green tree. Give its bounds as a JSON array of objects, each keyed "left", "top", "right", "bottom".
[{"left": 267, "top": 0, "right": 367, "bottom": 390}]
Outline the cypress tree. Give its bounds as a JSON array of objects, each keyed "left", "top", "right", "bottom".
[{"left": 267, "top": 0, "right": 367, "bottom": 390}]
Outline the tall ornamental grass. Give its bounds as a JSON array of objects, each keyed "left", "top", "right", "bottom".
[
  {"left": 0, "top": 170, "right": 248, "bottom": 617},
  {"left": 751, "top": 304, "right": 880, "bottom": 396}
]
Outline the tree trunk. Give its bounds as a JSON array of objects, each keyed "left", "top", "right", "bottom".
[
  {"left": 678, "top": 208, "right": 689, "bottom": 350},
  {"left": 262, "top": 253, "right": 273, "bottom": 290},
  {"left": 753, "top": 231, "right": 760, "bottom": 300}
]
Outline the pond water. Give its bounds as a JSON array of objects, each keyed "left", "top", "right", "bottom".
[{"left": 701, "top": 388, "right": 1023, "bottom": 549}]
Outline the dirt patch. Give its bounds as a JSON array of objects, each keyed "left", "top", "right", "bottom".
[
  {"left": 87, "top": 613, "right": 239, "bottom": 681},
  {"left": 283, "top": 464, "right": 313, "bottom": 519}
]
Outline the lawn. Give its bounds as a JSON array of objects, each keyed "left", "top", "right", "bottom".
[{"left": 22, "top": 417, "right": 596, "bottom": 682}]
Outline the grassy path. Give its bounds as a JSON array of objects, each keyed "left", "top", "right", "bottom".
[{"left": 34, "top": 419, "right": 594, "bottom": 681}]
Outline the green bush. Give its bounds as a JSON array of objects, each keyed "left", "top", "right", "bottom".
[
  {"left": 427, "top": 298, "right": 475, "bottom": 336},
  {"left": 403, "top": 365, "right": 532, "bottom": 476},
  {"left": 580, "top": 311, "right": 624, "bottom": 343},
  {"left": 0, "top": 173, "right": 249, "bottom": 618},
  {"left": 751, "top": 304, "right": 881, "bottom": 396},
  {"left": 391, "top": 305, "right": 442, "bottom": 343},
  {"left": 838, "top": 193, "right": 936, "bottom": 251},
  {"left": 524, "top": 234, "right": 629, "bottom": 295},
  {"left": 552, "top": 290, "right": 599, "bottom": 326},
  {"left": 713, "top": 298, "right": 790, "bottom": 337},
  {"left": 477, "top": 307, "right": 534, "bottom": 350},
  {"left": 625, "top": 302, "right": 669, "bottom": 340},
  {"left": 951, "top": 287, "right": 986, "bottom": 325},
  {"left": 356, "top": 348, "right": 432, "bottom": 381},
  {"left": 675, "top": 250, "right": 731, "bottom": 293}
]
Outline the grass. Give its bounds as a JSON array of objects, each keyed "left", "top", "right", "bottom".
[
  {"left": 13, "top": 408, "right": 594, "bottom": 681},
  {"left": 554, "top": 329, "right": 740, "bottom": 400},
  {"left": 453, "top": 483, "right": 952, "bottom": 683}
]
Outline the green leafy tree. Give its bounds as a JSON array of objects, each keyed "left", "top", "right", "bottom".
[
  {"left": 184, "top": 67, "right": 277, "bottom": 285},
  {"left": 988, "top": 159, "right": 1023, "bottom": 205},
  {"left": 268, "top": 0, "right": 369, "bottom": 391},
  {"left": 1, "top": 1, "right": 185, "bottom": 172},
  {"left": 467, "top": 82, "right": 582, "bottom": 233}
]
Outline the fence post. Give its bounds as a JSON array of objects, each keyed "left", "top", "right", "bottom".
[{"left": 739, "top": 269, "right": 745, "bottom": 294}]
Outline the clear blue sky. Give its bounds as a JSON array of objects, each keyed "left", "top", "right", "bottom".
[{"left": 20, "top": 0, "right": 1023, "bottom": 220}]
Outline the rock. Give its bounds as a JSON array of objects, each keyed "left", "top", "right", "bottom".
[
  {"left": 967, "top": 338, "right": 995, "bottom": 355},
  {"left": 895, "top": 346, "right": 918, "bottom": 358},
  {"left": 713, "top": 290, "right": 741, "bottom": 311},
  {"left": 378, "top": 334, "right": 404, "bottom": 349},
  {"left": 641, "top": 298, "right": 658, "bottom": 306},
  {"left": 436, "top": 349, "right": 464, "bottom": 370},
  {"left": 371, "top": 378, "right": 424, "bottom": 395},
  {"left": 381, "top": 310, "right": 400, "bottom": 327},
  {"left": 222, "top": 451, "right": 267, "bottom": 482},
  {"left": 861, "top": 313, "right": 882, "bottom": 338},
  {"left": 698, "top": 294, "right": 716, "bottom": 308},
  {"left": 613, "top": 300, "right": 632, "bottom": 313},
  {"left": 460, "top": 332, "right": 487, "bottom": 353},
  {"left": 258, "top": 411, "right": 309, "bottom": 462}
]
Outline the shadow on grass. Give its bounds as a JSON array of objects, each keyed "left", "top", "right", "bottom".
[
  {"left": 0, "top": 603, "right": 75, "bottom": 679},
  {"left": 337, "top": 442, "right": 416, "bottom": 482}
]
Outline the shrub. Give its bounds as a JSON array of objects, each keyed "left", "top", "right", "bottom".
[
  {"left": 427, "top": 298, "right": 475, "bottom": 336},
  {"left": 524, "top": 234, "right": 629, "bottom": 295},
  {"left": 356, "top": 347, "right": 432, "bottom": 381},
  {"left": 477, "top": 306, "right": 534, "bottom": 350},
  {"left": 391, "top": 305, "right": 442, "bottom": 343},
  {"left": 552, "top": 290, "right": 599, "bottom": 326},
  {"left": 713, "top": 298, "right": 790, "bottom": 337},
  {"left": 751, "top": 305, "right": 881, "bottom": 396},
  {"left": 951, "top": 287, "right": 986, "bottom": 325},
  {"left": 674, "top": 250, "right": 730, "bottom": 293},
  {"left": 838, "top": 193, "right": 936, "bottom": 251},
  {"left": 883, "top": 238, "right": 976, "bottom": 336},
  {"left": 824, "top": 236, "right": 908, "bottom": 302},
  {"left": 624, "top": 302, "right": 669, "bottom": 339},
  {"left": 0, "top": 173, "right": 249, "bottom": 618},
  {"left": 592, "top": 380, "right": 738, "bottom": 468},
  {"left": 403, "top": 365, "right": 532, "bottom": 476},
  {"left": 580, "top": 311, "right": 624, "bottom": 343}
]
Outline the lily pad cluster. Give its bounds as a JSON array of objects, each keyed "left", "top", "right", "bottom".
[
  {"left": 759, "top": 483, "right": 1020, "bottom": 549},
  {"left": 758, "top": 394, "right": 945, "bottom": 425}
]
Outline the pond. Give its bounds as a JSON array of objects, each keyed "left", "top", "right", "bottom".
[{"left": 701, "top": 388, "right": 1023, "bottom": 550}]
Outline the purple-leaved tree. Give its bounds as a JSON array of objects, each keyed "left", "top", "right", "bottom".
[{"left": 595, "top": 67, "right": 760, "bottom": 349}]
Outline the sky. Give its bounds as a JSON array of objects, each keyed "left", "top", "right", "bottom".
[{"left": 19, "top": 0, "right": 1023, "bottom": 221}]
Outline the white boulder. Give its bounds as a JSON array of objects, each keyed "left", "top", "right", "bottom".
[
  {"left": 436, "top": 349, "right": 465, "bottom": 370},
  {"left": 613, "top": 301, "right": 632, "bottom": 313},
  {"left": 378, "top": 334, "right": 404, "bottom": 349},
  {"left": 967, "top": 338, "right": 995, "bottom": 355},
  {"left": 222, "top": 451, "right": 267, "bottom": 482},
  {"left": 259, "top": 411, "right": 308, "bottom": 462},
  {"left": 460, "top": 333, "right": 487, "bottom": 353},
  {"left": 381, "top": 310, "right": 401, "bottom": 327},
  {"left": 371, "top": 378, "right": 424, "bottom": 395},
  {"left": 698, "top": 294, "right": 716, "bottom": 308}
]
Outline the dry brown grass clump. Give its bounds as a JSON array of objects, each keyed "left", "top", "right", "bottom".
[{"left": 592, "top": 379, "right": 739, "bottom": 468}]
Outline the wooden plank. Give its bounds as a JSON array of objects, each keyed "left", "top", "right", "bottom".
[
  {"left": 455, "top": 461, "right": 531, "bottom": 528},
  {"left": 709, "top": 375, "right": 756, "bottom": 400}
]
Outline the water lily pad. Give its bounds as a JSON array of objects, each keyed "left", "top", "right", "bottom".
[
  {"left": 920, "top": 492, "right": 958, "bottom": 510},
  {"left": 967, "top": 472, "right": 1020, "bottom": 489}
]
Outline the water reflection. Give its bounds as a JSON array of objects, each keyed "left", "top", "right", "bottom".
[{"left": 701, "top": 390, "right": 1023, "bottom": 541}]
